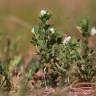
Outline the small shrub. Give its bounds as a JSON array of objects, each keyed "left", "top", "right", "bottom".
[
  {"left": 31, "top": 10, "right": 82, "bottom": 86},
  {"left": 75, "top": 18, "right": 96, "bottom": 81}
]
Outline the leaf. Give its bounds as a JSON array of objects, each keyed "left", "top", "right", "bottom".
[{"left": 9, "top": 55, "right": 22, "bottom": 73}]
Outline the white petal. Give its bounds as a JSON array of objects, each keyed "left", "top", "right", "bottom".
[
  {"left": 90, "top": 27, "right": 96, "bottom": 36},
  {"left": 49, "top": 28, "right": 55, "bottom": 34},
  {"left": 63, "top": 36, "right": 71, "bottom": 44},
  {"left": 40, "top": 10, "right": 47, "bottom": 17},
  {"left": 31, "top": 27, "right": 35, "bottom": 34}
]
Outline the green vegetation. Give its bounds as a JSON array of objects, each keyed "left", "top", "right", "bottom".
[
  {"left": 0, "top": 0, "right": 96, "bottom": 53},
  {"left": 0, "top": 0, "right": 96, "bottom": 95}
]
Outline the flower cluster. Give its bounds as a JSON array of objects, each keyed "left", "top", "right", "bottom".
[
  {"left": 40, "top": 10, "right": 47, "bottom": 17},
  {"left": 39, "top": 10, "right": 52, "bottom": 23}
]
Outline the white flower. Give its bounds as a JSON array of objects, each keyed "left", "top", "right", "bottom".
[
  {"left": 40, "top": 10, "right": 47, "bottom": 17},
  {"left": 81, "top": 65, "right": 85, "bottom": 71},
  {"left": 49, "top": 28, "right": 55, "bottom": 34},
  {"left": 90, "top": 27, "right": 96, "bottom": 36},
  {"left": 63, "top": 36, "right": 71, "bottom": 45},
  {"left": 31, "top": 27, "right": 35, "bottom": 34}
]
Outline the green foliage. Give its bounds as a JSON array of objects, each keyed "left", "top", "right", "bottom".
[
  {"left": 0, "top": 37, "right": 23, "bottom": 90},
  {"left": 76, "top": 18, "right": 96, "bottom": 81},
  {"left": 78, "top": 18, "right": 90, "bottom": 37},
  {"left": 0, "top": 64, "right": 11, "bottom": 90},
  {"left": 31, "top": 10, "right": 83, "bottom": 86},
  {"left": 27, "top": 59, "right": 41, "bottom": 80},
  {"left": 31, "top": 10, "right": 62, "bottom": 64},
  {"left": 31, "top": 10, "right": 63, "bottom": 86},
  {"left": 9, "top": 55, "right": 22, "bottom": 74},
  {"left": 31, "top": 11, "right": 96, "bottom": 84}
]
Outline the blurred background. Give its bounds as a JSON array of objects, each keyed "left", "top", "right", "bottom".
[{"left": 0, "top": 0, "right": 96, "bottom": 54}]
